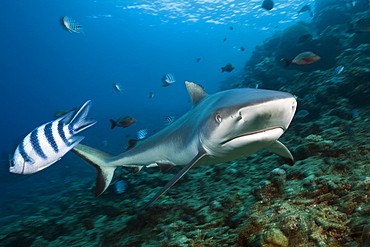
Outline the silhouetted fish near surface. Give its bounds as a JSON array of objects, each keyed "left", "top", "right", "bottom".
[
  {"left": 162, "top": 73, "right": 175, "bottom": 87},
  {"left": 240, "top": 46, "right": 245, "bottom": 52},
  {"left": 62, "top": 16, "right": 84, "bottom": 34},
  {"left": 110, "top": 115, "right": 136, "bottom": 129},
  {"left": 223, "top": 38, "right": 227, "bottom": 42},
  {"left": 281, "top": 51, "right": 320, "bottom": 68},
  {"left": 221, "top": 63, "right": 234, "bottom": 72},
  {"left": 196, "top": 57, "right": 201, "bottom": 63},
  {"left": 262, "top": 0, "right": 274, "bottom": 10},
  {"left": 229, "top": 26, "right": 234, "bottom": 30},
  {"left": 9, "top": 101, "right": 96, "bottom": 175}
]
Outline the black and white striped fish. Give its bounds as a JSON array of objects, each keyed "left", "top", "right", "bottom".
[
  {"left": 62, "top": 16, "right": 84, "bottom": 34},
  {"left": 161, "top": 73, "right": 176, "bottom": 87},
  {"left": 9, "top": 101, "right": 96, "bottom": 175}
]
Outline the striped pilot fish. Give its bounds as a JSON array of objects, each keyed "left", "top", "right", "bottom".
[
  {"left": 9, "top": 100, "right": 97, "bottom": 175},
  {"left": 62, "top": 16, "right": 84, "bottom": 34}
]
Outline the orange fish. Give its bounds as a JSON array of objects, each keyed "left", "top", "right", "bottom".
[
  {"left": 281, "top": 51, "right": 320, "bottom": 68},
  {"left": 110, "top": 115, "right": 136, "bottom": 129}
]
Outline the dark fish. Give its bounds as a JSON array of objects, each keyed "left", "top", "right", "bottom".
[
  {"left": 54, "top": 107, "right": 77, "bottom": 118},
  {"left": 298, "top": 4, "right": 313, "bottom": 17},
  {"left": 148, "top": 92, "right": 154, "bottom": 99},
  {"left": 281, "top": 51, "right": 320, "bottom": 68},
  {"left": 240, "top": 46, "right": 245, "bottom": 52},
  {"left": 298, "top": 4, "right": 310, "bottom": 13},
  {"left": 223, "top": 38, "right": 227, "bottom": 42},
  {"left": 229, "top": 26, "right": 234, "bottom": 30},
  {"left": 9, "top": 101, "right": 96, "bottom": 175},
  {"left": 110, "top": 115, "right": 137, "bottom": 129},
  {"left": 196, "top": 57, "right": 201, "bottom": 63},
  {"left": 297, "top": 33, "right": 313, "bottom": 43},
  {"left": 352, "top": 17, "right": 370, "bottom": 32},
  {"left": 221, "top": 63, "right": 234, "bottom": 72},
  {"left": 262, "top": 0, "right": 274, "bottom": 10}
]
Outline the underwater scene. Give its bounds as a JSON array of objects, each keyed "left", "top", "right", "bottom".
[{"left": 1, "top": 0, "right": 370, "bottom": 246}]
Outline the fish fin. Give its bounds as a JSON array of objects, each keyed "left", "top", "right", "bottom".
[
  {"left": 110, "top": 119, "right": 116, "bottom": 129},
  {"left": 280, "top": 58, "right": 292, "bottom": 68},
  {"left": 69, "top": 100, "right": 97, "bottom": 134},
  {"left": 136, "top": 149, "right": 207, "bottom": 213},
  {"left": 264, "top": 140, "right": 295, "bottom": 165},
  {"left": 68, "top": 136, "right": 85, "bottom": 149},
  {"left": 125, "top": 139, "right": 138, "bottom": 151},
  {"left": 158, "top": 163, "right": 176, "bottom": 174},
  {"left": 221, "top": 67, "right": 225, "bottom": 72},
  {"left": 133, "top": 166, "right": 143, "bottom": 174},
  {"left": 185, "top": 81, "right": 208, "bottom": 105},
  {"left": 72, "top": 144, "right": 116, "bottom": 197}
]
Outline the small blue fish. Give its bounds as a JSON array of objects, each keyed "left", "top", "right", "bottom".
[
  {"left": 62, "top": 16, "right": 84, "bottom": 34},
  {"left": 163, "top": 116, "right": 175, "bottom": 126},
  {"left": 162, "top": 74, "right": 176, "bottom": 87},
  {"left": 136, "top": 129, "right": 148, "bottom": 140},
  {"left": 114, "top": 180, "right": 128, "bottom": 194},
  {"left": 113, "top": 83, "right": 123, "bottom": 92},
  {"left": 333, "top": 66, "right": 344, "bottom": 75}
]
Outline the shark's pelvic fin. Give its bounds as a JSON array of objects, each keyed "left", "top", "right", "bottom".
[
  {"left": 264, "top": 140, "right": 295, "bottom": 165},
  {"left": 137, "top": 149, "right": 207, "bottom": 213},
  {"left": 72, "top": 144, "right": 116, "bottom": 197},
  {"left": 185, "top": 81, "right": 208, "bottom": 105}
]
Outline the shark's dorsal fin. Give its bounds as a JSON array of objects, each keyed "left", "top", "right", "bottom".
[
  {"left": 185, "top": 81, "right": 208, "bottom": 105},
  {"left": 136, "top": 149, "right": 207, "bottom": 213}
]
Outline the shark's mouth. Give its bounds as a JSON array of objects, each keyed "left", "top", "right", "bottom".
[{"left": 221, "top": 127, "right": 285, "bottom": 145}]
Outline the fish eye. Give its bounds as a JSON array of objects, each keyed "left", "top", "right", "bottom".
[
  {"left": 215, "top": 114, "right": 222, "bottom": 123},
  {"left": 10, "top": 160, "right": 15, "bottom": 167}
]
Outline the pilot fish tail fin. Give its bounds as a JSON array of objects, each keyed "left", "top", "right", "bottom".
[
  {"left": 280, "top": 58, "right": 292, "bottom": 68},
  {"left": 72, "top": 144, "right": 116, "bottom": 197}
]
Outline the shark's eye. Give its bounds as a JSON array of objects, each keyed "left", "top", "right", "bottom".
[
  {"left": 215, "top": 114, "right": 222, "bottom": 123},
  {"left": 236, "top": 112, "right": 242, "bottom": 121}
]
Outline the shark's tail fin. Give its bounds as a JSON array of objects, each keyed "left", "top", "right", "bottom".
[{"left": 72, "top": 144, "right": 116, "bottom": 197}]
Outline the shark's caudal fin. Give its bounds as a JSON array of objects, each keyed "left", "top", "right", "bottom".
[{"left": 72, "top": 144, "right": 116, "bottom": 197}]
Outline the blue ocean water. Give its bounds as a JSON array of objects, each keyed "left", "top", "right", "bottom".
[{"left": 0, "top": 0, "right": 313, "bottom": 228}]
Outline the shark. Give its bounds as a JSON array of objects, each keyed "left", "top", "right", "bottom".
[{"left": 72, "top": 81, "right": 297, "bottom": 212}]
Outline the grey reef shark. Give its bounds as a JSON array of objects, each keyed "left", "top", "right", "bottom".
[{"left": 72, "top": 81, "right": 297, "bottom": 213}]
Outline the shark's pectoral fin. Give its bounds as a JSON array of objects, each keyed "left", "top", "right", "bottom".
[
  {"left": 158, "top": 163, "right": 176, "bottom": 174},
  {"left": 137, "top": 149, "right": 207, "bottom": 213},
  {"left": 265, "top": 140, "right": 295, "bottom": 165},
  {"left": 72, "top": 144, "right": 116, "bottom": 197}
]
